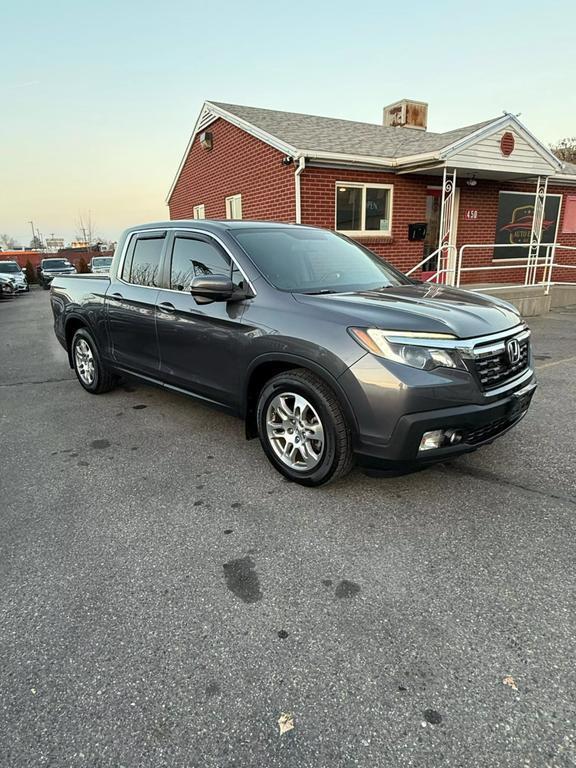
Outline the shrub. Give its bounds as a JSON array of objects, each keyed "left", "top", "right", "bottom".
[
  {"left": 76, "top": 257, "right": 90, "bottom": 273},
  {"left": 24, "top": 259, "right": 37, "bottom": 284}
]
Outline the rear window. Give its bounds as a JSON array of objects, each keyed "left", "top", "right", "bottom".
[{"left": 122, "top": 235, "right": 165, "bottom": 287}]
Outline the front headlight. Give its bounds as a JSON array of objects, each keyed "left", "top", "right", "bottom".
[{"left": 349, "top": 328, "right": 465, "bottom": 371}]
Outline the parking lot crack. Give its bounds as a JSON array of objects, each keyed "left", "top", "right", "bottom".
[
  {"left": 442, "top": 464, "right": 576, "bottom": 507},
  {"left": 0, "top": 376, "right": 75, "bottom": 388}
]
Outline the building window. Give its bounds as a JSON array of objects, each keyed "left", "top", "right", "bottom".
[
  {"left": 335, "top": 183, "right": 392, "bottom": 235},
  {"left": 193, "top": 204, "right": 205, "bottom": 220},
  {"left": 225, "top": 194, "right": 243, "bottom": 220}
]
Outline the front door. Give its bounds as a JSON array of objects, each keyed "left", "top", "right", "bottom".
[
  {"left": 107, "top": 231, "right": 166, "bottom": 376},
  {"left": 155, "top": 231, "right": 250, "bottom": 409},
  {"left": 422, "top": 187, "right": 459, "bottom": 284}
]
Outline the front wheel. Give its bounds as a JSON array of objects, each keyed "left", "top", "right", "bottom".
[
  {"left": 71, "top": 328, "right": 117, "bottom": 394},
  {"left": 256, "top": 369, "right": 354, "bottom": 487}
]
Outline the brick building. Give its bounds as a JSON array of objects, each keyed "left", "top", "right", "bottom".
[{"left": 167, "top": 100, "right": 576, "bottom": 286}]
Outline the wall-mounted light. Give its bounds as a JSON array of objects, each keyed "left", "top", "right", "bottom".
[
  {"left": 466, "top": 175, "right": 477, "bottom": 187},
  {"left": 199, "top": 131, "right": 213, "bottom": 150},
  {"left": 282, "top": 155, "right": 294, "bottom": 166}
]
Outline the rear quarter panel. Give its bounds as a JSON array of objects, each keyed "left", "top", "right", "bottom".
[{"left": 50, "top": 274, "right": 112, "bottom": 357}]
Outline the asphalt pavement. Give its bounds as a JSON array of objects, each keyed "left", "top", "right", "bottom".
[{"left": 1, "top": 289, "right": 575, "bottom": 767}]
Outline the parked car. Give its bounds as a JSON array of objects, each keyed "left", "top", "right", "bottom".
[
  {"left": 0, "top": 260, "right": 28, "bottom": 292},
  {"left": 38, "top": 258, "right": 76, "bottom": 289},
  {"left": 0, "top": 274, "right": 16, "bottom": 299},
  {"left": 89, "top": 255, "right": 113, "bottom": 274},
  {"left": 50, "top": 221, "right": 536, "bottom": 486}
]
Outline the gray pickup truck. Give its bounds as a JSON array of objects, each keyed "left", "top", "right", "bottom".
[{"left": 50, "top": 220, "right": 536, "bottom": 486}]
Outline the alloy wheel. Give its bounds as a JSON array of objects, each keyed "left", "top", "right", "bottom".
[
  {"left": 74, "top": 338, "right": 95, "bottom": 385},
  {"left": 265, "top": 392, "right": 325, "bottom": 471}
]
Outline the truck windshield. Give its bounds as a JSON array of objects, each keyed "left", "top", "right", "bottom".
[
  {"left": 231, "top": 227, "right": 408, "bottom": 293},
  {"left": 92, "top": 257, "right": 112, "bottom": 267},
  {"left": 0, "top": 262, "right": 20, "bottom": 273},
  {"left": 43, "top": 260, "right": 69, "bottom": 269}
]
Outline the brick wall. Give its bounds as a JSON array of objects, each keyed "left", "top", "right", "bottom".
[
  {"left": 168, "top": 118, "right": 296, "bottom": 221},
  {"left": 168, "top": 117, "right": 576, "bottom": 284},
  {"left": 300, "top": 166, "right": 429, "bottom": 274}
]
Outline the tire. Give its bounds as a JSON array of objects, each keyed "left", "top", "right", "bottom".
[
  {"left": 256, "top": 368, "right": 354, "bottom": 487},
  {"left": 71, "top": 328, "right": 117, "bottom": 394},
  {"left": 42, "top": 283, "right": 49, "bottom": 290}
]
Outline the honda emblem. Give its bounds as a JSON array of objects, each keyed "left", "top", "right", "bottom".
[{"left": 506, "top": 338, "right": 521, "bottom": 365}]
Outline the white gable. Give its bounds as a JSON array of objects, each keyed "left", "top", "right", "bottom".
[{"left": 443, "top": 118, "right": 561, "bottom": 176}]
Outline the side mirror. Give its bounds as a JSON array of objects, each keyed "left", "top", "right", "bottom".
[{"left": 190, "top": 274, "right": 235, "bottom": 304}]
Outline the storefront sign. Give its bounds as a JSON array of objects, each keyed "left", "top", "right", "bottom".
[{"left": 493, "top": 192, "right": 561, "bottom": 259}]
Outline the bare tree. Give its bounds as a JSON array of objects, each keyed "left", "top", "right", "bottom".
[
  {"left": 0, "top": 233, "right": 20, "bottom": 249},
  {"left": 75, "top": 212, "right": 102, "bottom": 248},
  {"left": 550, "top": 137, "right": 576, "bottom": 164}
]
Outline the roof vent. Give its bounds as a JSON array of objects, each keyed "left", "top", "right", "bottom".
[{"left": 383, "top": 99, "right": 428, "bottom": 131}]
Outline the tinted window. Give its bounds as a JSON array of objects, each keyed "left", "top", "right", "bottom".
[
  {"left": 231, "top": 227, "right": 407, "bottom": 293},
  {"left": 0, "top": 262, "right": 20, "bottom": 273},
  {"left": 170, "top": 237, "right": 243, "bottom": 290},
  {"left": 124, "top": 236, "right": 164, "bottom": 286}
]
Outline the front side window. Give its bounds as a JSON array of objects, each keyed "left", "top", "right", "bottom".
[
  {"left": 231, "top": 227, "right": 407, "bottom": 293},
  {"left": 336, "top": 184, "right": 392, "bottom": 235},
  {"left": 170, "top": 236, "right": 243, "bottom": 291},
  {"left": 225, "top": 194, "right": 242, "bottom": 220},
  {"left": 123, "top": 235, "right": 165, "bottom": 287},
  {"left": 193, "top": 204, "right": 205, "bottom": 220}
]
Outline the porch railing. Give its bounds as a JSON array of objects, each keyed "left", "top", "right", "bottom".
[
  {"left": 453, "top": 242, "right": 576, "bottom": 294},
  {"left": 405, "top": 244, "right": 457, "bottom": 283}
]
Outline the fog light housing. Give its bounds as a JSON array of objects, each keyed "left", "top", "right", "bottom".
[{"left": 419, "top": 430, "right": 445, "bottom": 451}]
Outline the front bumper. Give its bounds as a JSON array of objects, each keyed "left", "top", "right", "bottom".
[
  {"left": 353, "top": 378, "right": 536, "bottom": 467},
  {"left": 339, "top": 343, "right": 537, "bottom": 467}
]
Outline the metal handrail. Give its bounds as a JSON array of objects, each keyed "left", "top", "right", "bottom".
[
  {"left": 454, "top": 242, "right": 576, "bottom": 294},
  {"left": 405, "top": 244, "right": 457, "bottom": 282}
]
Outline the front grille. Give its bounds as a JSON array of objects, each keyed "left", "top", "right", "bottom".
[{"left": 471, "top": 336, "right": 530, "bottom": 390}]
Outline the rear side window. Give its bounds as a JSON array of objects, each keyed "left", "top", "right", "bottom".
[
  {"left": 170, "top": 236, "right": 243, "bottom": 291},
  {"left": 122, "top": 235, "right": 165, "bottom": 286}
]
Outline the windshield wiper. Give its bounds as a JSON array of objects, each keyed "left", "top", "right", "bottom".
[{"left": 301, "top": 289, "right": 340, "bottom": 295}]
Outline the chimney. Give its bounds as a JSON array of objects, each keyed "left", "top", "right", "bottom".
[{"left": 383, "top": 99, "right": 428, "bottom": 131}]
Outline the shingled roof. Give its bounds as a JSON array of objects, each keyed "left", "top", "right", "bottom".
[{"left": 210, "top": 101, "right": 499, "bottom": 160}]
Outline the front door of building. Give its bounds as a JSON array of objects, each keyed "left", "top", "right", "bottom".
[{"left": 422, "top": 186, "right": 459, "bottom": 283}]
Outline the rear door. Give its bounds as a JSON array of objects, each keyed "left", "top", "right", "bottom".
[
  {"left": 155, "top": 231, "right": 251, "bottom": 407},
  {"left": 106, "top": 230, "right": 167, "bottom": 376}
]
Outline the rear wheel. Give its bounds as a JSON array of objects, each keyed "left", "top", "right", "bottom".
[
  {"left": 71, "top": 328, "right": 117, "bottom": 394},
  {"left": 257, "top": 369, "right": 353, "bottom": 486}
]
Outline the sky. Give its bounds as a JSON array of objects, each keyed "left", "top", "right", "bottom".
[{"left": 1, "top": 0, "right": 575, "bottom": 246}]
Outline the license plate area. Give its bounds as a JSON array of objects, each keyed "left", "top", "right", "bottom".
[{"left": 509, "top": 382, "right": 537, "bottom": 419}]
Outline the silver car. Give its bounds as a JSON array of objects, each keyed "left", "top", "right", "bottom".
[
  {"left": 89, "top": 256, "right": 113, "bottom": 274},
  {"left": 0, "top": 260, "right": 28, "bottom": 292}
]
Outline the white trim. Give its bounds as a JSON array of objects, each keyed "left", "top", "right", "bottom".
[
  {"left": 334, "top": 182, "right": 393, "bottom": 236},
  {"left": 166, "top": 101, "right": 298, "bottom": 203},
  {"left": 440, "top": 114, "right": 563, "bottom": 172},
  {"left": 166, "top": 105, "right": 566, "bottom": 204},
  {"left": 225, "top": 194, "right": 243, "bottom": 220},
  {"left": 192, "top": 204, "right": 205, "bottom": 220}
]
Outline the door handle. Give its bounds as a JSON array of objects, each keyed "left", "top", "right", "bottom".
[
  {"left": 110, "top": 292, "right": 123, "bottom": 299},
  {"left": 158, "top": 301, "right": 176, "bottom": 312}
]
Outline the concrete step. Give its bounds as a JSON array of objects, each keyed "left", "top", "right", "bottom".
[{"left": 461, "top": 283, "right": 576, "bottom": 317}]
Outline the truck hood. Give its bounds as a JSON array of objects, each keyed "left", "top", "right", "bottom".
[{"left": 293, "top": 284, "right": 521, "bottom": 339}]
